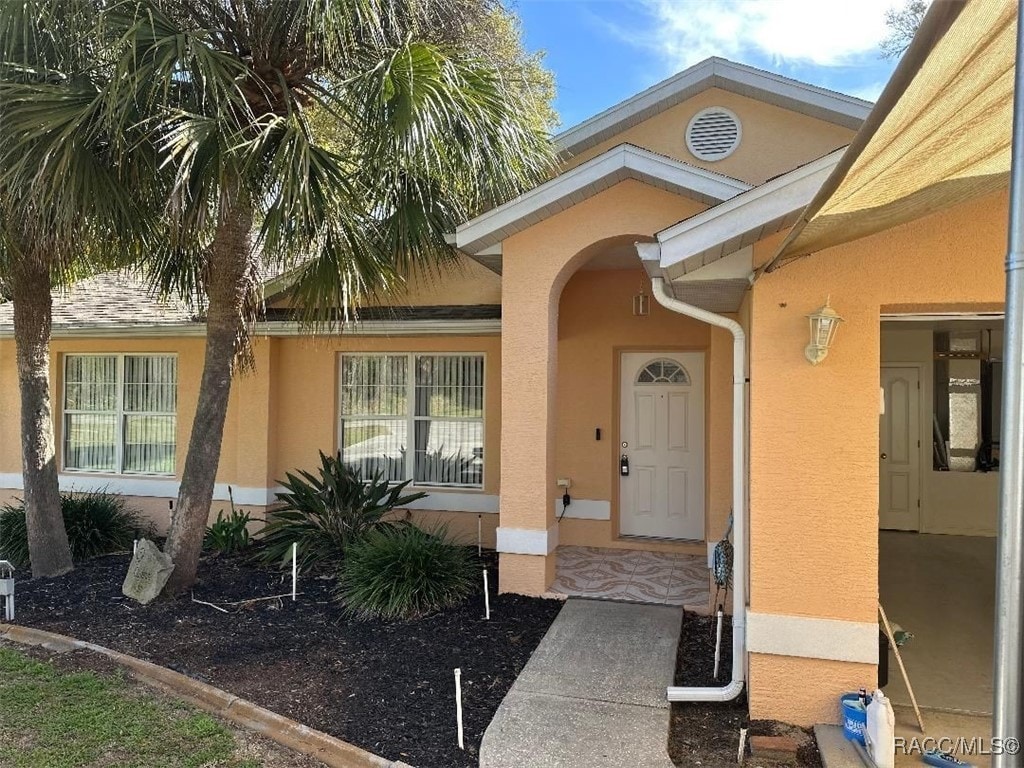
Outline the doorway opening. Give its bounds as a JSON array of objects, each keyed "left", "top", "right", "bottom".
[{"left": 878, "top": 318, "right": 999, "bottom": 729}]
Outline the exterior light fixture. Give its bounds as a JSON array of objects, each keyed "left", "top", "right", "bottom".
[
  {"left": 805, "top": 297, "right": 843, "bottom": 365},
  {"left": 633, "top": 289, "right": 650, "bottom": 316},
  {"left": 0, "top": 560, "right": 13, "bottom": 621}
]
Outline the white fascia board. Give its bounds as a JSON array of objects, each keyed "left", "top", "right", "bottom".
[
  {"left": 254, "top": 319, "right": 501, "bottom": 337},
  {"left": 455, "top": 144, "right": 749, "bottom": 255},
  {"left": 656, "top": 148, "right": 845, "bottom": 271},
  {"left": 0, "top": 318, "right": 502, "bottom": 340},
  {"left": 556, "top": 58, "right": 871, "bottom": 155}
]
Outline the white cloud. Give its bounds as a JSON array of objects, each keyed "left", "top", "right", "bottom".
[
  {"left": 847, "top": 80, "right": 889, "bottom": 102},
  {"left": 621, "top": 0, "right": 896, "bottom": 71}
]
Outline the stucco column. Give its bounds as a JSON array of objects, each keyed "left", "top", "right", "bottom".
[{"left": 497, "top": 253, "right": 559, "bottom": 595}]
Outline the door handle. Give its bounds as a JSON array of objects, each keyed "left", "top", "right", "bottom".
[
  {"left": 620, "top": 454, "right": 630, "bottom": 476},
  {"left": 880, "top": 453, "right": 888, "bottom": 460}
]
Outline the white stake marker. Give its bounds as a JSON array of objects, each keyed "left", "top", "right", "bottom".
[
  {"left": 291, "top": 542, "right": 298, "bottom": 601},
  {"left": 454, "top": 668, "right": 465, "bottom": 750},
  {"left": 483, "top": 568, "right": 491, "bottom": 620},
  {"left": 714, "top": 608, "right": 724, "bottom": 679},
  {"left": 477, "top": 514, "right": 482, "bottom": 557}
]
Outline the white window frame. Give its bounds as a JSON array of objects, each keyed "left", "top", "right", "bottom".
[
  {"left": 337, "top": 352, "right": 486, "bottom": 490},
  {"left": 62, "top": 352, "right": 178, "bottom": 477}
]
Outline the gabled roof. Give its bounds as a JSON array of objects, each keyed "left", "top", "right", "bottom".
[
  {"left": 455, "top": 144, "right": 751, "bottom": 261},
  {"left": 649, "top": 147, "right": 846, "bottom": 278},
  {"left": 556, "top": 57, "right": 873, "bottom": 158}
]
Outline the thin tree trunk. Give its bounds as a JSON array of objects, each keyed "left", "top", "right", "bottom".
[
  {"left": 162, "top": 189, "right": 253, "bottom": 596},
  {"left": 11, "top": 257, "right": 73, "bottom": 578}
]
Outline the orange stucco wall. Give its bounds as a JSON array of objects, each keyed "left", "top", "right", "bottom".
[
  {"left": 747, "top": 188, "right": 1008, "bottom": 724},
  {"left": 498, "top": 179, "right": 714, "bottom": 592},
  {"left": 564, "top": 88, "right": 856, "bottom": 186},
  {"left": 270, "top": 254, "right": 500, "bottom": 310}
]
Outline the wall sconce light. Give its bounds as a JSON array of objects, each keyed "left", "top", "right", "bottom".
[
  {"left": 633, "top": 289, "right": 650, "bottom": 316},
  {"left": 805, "top": 297, "right": 843, "bottom": 365}
]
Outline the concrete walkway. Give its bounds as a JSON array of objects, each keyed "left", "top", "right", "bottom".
[{"left": 480, "top": 598, "right": 681, "bottom": 768}]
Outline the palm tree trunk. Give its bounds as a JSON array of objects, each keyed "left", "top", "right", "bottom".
[
  {"left": 11, "top": 257, "right": 73, "bottom": 578},
  {"left": 162, "top": 190, "right": 253, "bottom": 596}
]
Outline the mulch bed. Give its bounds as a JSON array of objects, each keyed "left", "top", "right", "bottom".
[
  {"left": 669, "top": 612, "right": 822, "bottom": 767},
  {"left": 11, "top": 549, "right": 564, "bottom": 768}
]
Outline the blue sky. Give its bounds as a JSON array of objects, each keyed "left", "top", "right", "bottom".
[{"left": 514, "top": 1, "right": 902, "bottom": 130}]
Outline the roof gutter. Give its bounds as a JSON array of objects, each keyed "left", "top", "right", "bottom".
[
  {"left": 759, "top": 0, "right": 968, "bottom": 275},
  {"left": 649, "top": 276, "right": 747, "bottom": 703}
]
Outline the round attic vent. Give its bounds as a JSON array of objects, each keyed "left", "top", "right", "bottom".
[{"left": 685, "top": 107, "right": 742, "bottom": 162}]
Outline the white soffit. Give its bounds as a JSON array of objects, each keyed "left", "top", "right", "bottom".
[
  {"left": 656, "top": 148, "right": 845, "bottom": 276},
  {"left": 454, "top": 144, "right": 750, "bottom": 256},
  {"left": 556, "top": 57, "right": 872, "bottom": 157}
]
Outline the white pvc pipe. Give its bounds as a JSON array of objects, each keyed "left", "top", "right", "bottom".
[
  {"left": 714, "top": 608, "right": 724, "bottom": 680},
  {"left": 291, "top": 543, "right": 298, "bottom": 602},
  {"left": 650, "top": 277, "right": 747, "bottom": 703},
  {"left": 454, "top": 668, "right": 465, "bottom": 749},
  {"left": 483, "top": 568, "right": 491, "bottom": 620}
]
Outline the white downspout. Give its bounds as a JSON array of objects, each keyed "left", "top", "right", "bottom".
[{"left": 650, "top": 276, "right": 747, "bottom": 703}]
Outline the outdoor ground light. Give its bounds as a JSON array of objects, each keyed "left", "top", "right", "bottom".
[
  {"left": 805, "top": 297, "right": 843, "bottom": 365},
  {"left": 0, "top": 560, "right": 13, "bottom": 621}
]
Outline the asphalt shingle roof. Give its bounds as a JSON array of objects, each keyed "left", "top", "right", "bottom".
[
  {"left": 0, "top": 270, "right": 501, "bottom": 332},
  {"left": 0, "top": 271, "right": 197, "bottom": 331}
]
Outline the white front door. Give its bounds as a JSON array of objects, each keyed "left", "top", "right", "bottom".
[
  {"left": 619, "top": 352, "right": 705, "bottom": 540},
  {"left": 880, "top": 366, "right": 921, "bottom": 531}
]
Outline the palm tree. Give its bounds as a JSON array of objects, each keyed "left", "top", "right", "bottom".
[
  {"left": 0, "top": 2, "right": 155, "bottom": 577},
  {"left": 90, "top": 0, "right": 554, "bottom": 595}
]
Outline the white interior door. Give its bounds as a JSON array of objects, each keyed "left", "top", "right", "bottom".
[
  {"left": 880, "top": 366, "right": 921, "bottom": 531},
  {"left": 619, "top": 352, "right": 705, "bottom": 540}
]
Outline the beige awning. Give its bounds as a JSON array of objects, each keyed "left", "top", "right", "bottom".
[{"left": 769, "top": 0, "right": 1014, "bottom": 268}]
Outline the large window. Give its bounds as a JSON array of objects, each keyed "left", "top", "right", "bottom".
[
  {"left": 63, "top": 354, "right": 177, "bottom": 475},
  {"left": 339, "top": 354, "right": 484, "bottom": 488}
]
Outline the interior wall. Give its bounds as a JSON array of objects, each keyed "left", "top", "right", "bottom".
[{"left": 881, "top": 326, "right": 998, "bottom": 536}]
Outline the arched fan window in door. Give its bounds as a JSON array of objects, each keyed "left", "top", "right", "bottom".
[{"left": 636, "top": 358, "right": 690, "bottom": 385}]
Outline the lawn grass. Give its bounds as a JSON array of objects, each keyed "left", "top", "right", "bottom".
[{"left": 0, "top": 648, "right": 260, "bottom": 768}]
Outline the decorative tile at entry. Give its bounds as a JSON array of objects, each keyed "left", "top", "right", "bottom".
[
  {"left": 622, "top": 578, "right": 670, "bottom": 603},
  {"left": 595, "top": 557, "right": 639, "bottom": 577},
  {"left": 636, "top": 550, "right": 685, "bottom": 565},
  {"left": 556, "top": 546, "right": 603, "bottom": 564},
  {"left": 549, "top": 573, "right": 590, "bottom": 594},
  {"left": 630, "top": 560, "right": 677, "bottom": 580},
  {"left": 585, "top": 574, "right": 633, "bottom": 594}
]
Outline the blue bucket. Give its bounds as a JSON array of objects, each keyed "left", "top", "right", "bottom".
[{"left": 840, "top": 694, "right": 867, "bottom": 745}]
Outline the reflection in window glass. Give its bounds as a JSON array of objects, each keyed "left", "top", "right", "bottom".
[{"left": 933, "top": 329, "right": 1000, "bottom": 472}]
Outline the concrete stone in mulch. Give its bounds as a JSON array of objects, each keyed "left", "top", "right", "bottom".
[
  {"left": 481, "top": 598, "right": 681, "bottom": 768},
  {"left": 122, "top": 540, "right": 174, "bottom": 605}
]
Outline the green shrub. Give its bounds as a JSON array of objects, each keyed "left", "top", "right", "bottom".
[
  {"left": 204, "top": 505, "right": 253, "bottom": 554},
  {"left": 338, "top": 525, "right": 478, "bottom": 620},
  {"left": 0, "top": 491, "right": 154, "bottom": 568},
  {"left": 258, "top": 451, "right": 427, "bottom": 572},
  {"left": 0, "top": 506, "right": 28, "bottom": 568}
]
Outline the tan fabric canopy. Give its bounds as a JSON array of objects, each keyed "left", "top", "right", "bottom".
[{"left": 773, "top": 0, "right": 1014, "bottom": 265}]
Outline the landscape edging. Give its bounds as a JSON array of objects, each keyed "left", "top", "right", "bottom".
[{"left": 0, "top": 622, "right": 414, "bottom": 768}]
